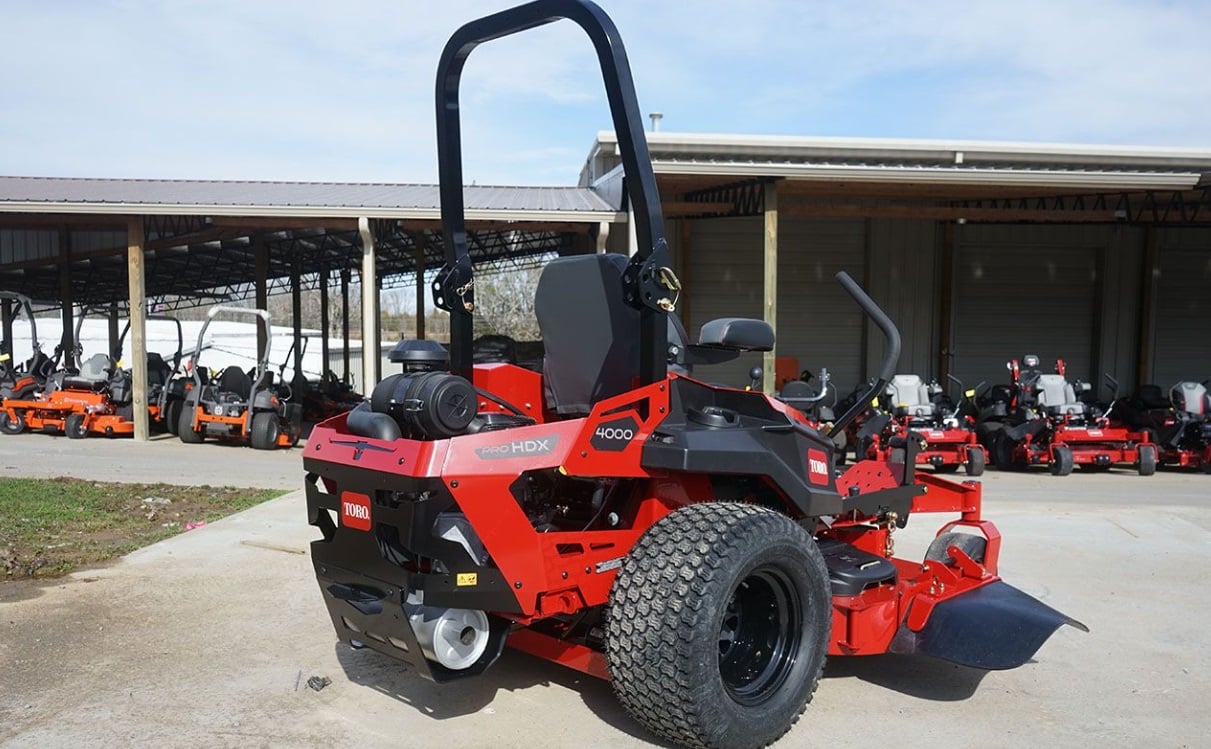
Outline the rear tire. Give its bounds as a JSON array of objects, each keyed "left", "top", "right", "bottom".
[
  {"left": 177, "top": 402, "right": 205, "bottom": 444},
  {"left": 0, "top": 410, "right": 25, "bottom": 435},
  {"left": 965, "top": 446, "right": 986, "bottom": 476},
  {"left": 925, "top": 531, "right": 987, "bottom": 565},
  {"left": 991, "top": 432, "right": 1018, "bottom": 470},
  {"left": 65, "top": 412, "right": 88, "bottom": 439},
  {"left": 1049, "top": 445, "right": 1074, "bottom": 476},
  {"left": 164, "top": 399, "right": 181, "bottom": 435},
  {"left": 1138, "top": 444, "right": 1157, "bottom": 477},
  {"left": 250, "top": 411, "right": 279, "bottom": 450},
  {"left": 606, "top": 503, "right": 830, "bottom": 749}
]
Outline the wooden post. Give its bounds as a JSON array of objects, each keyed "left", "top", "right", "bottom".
[
  {"left": 340, "top": 268, "right": 351, "bottom": 385},
  {"left": 679, "top": 218, "right": 693, "bottom": 331},
  {"left": 59, "top": 227, "right": 75, "bottom": 369},
  {"left": 127, "top": 218, "right": 149, "bottom": 441},
  {"left": 762, "top": 182, "right": 778, "bottom": 393},
  {"left": 358, "top": 217, "right": 379, "bottom": 390}
]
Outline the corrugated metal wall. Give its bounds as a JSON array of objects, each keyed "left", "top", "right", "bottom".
[
  {"left": 951, "top": 225, "right": 1103, "bottom": 390},
  {"left": 1152, "top": 227, "right": 1211, "bottom": 387},
  {"left": 866, "top": 219, "right": 939, "bottom": 383},
  {"left": 1, "top": 229, "right": 126, "bottom": 265}
]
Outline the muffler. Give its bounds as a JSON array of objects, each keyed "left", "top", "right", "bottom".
[{"left": 406, "top": 602, "right": 491, "bottom": 671}]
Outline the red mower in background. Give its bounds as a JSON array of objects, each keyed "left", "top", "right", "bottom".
[
  {"left": 984, "top": 355, "right": 1156, "bottom": 476},
  {"left": 1120, "top": 380, "right": 1211, "bottom": 472},
  {"left": 303, "top": 4, "right": 1085, "bottom": 748},
  {"left": 850, "top": 373, "right": 986, "bottom": 475}
]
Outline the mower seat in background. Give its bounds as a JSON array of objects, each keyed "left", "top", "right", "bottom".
[
  {"left": 886, "top": 374, "right": 934, "bottom": 418},
  {"left": 218, "top": 366, "right": 253, "bottom": 400},
  {"left": 1172, "top": 382, "right": 1209, "bottom": 418},
  {"left": 1132, "top": 384, "right": 1171, "bottom": 411},
  {"left": 62, "top": 353, "right": 114, "bottom": 391},
  {"left": 1035, "top": 374, "right": 1085, "bottom": 416},
  {"left": 146, "top": 353, "right": 171, "bottom": 388}
]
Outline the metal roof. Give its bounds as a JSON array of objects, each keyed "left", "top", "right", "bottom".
[
  {"left": 588, "top": 131, "right": 1211, "bottom": 191},
  {"left": 0, "top": 176, "right": 621, "bottom": 219}
]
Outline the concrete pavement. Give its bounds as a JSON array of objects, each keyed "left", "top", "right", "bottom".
[{"left": 1, "top": 468, "right": 1209, "bottom": 748}]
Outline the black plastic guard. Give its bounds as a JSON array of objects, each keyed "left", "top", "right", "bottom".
[{"left": 891, "top": 580, "right": 1087, "bottom": 670}]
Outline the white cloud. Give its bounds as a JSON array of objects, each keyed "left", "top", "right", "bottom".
[{"left": 1, "top": 0, "right": 1207, "bottom": 186}]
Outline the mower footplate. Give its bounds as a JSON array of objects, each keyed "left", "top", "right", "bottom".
[{"left": 892, "top": 580, "right": 1087, "bottom": 670}]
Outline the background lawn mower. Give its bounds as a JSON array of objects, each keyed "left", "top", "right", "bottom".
[
  {"left": 177, "top": 305, "right": 301, "bottom": 449},
  {"left": 980, "top": 355, "right": 1156, "bottom": 476},
  {"left": 0, "top": 308, "right": 94, "bottom": 436},
  {"left": 1120, "top": 380, "right": 1211, "bottom": 472},
  {"left": 303, "top": 4, "right": 1085, "bottom": 748},
  {"left": 846, "top": 373, "right": 986, "bottom": 475},
  {"left": 0, "top": 291, "right": 55, "bottom": 406}
]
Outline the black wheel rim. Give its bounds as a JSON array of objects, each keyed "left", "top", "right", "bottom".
[{"left": 717, "top": 566, "right": 802, "bottom": 705}]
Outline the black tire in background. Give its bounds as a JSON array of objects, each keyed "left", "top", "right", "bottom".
[
  {"left": 1049, "top": 445, "right": 1074, "bottom": 476},
  {"left": 606, "top": 503, "right": 831, "bottom": 749},
  {"left": 0, "top": 410, "right": 26, "bottom": 435},
  {"left": 250, "top": 411, "right": 280, "bottom": 450},
  {"left": 965, "top": 446, "right": 986, "bottom": 476},
  {"left": 991, "top": 432, "right": 1018, "bottom": 471},
  {"left": 164, "top": 399, "right": 182, "bottom": 435},
  {"left": 177, "top": 403, "right": 205, "bottom": 444},
  {"left": 1138, "top": 444, "right": 1157, "bottom": 477},
  {"left": 65, "top": 412, "right": 89, "bottom": 439}
]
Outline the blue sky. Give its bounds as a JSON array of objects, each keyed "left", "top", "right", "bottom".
[{"left": 3, "top": 0, "right": 1209, "bottom": 186}]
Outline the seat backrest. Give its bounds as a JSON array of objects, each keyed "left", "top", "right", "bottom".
[
  {"left": 535, "top": 254, "right": 640, "bottom": 415},
  {"left": 217, "top": 365, "right": 253, "bottom": 400},
  {"left": 146, "top": 353, "right": 171, "bottom": 388},
  {"left": 1172, "top": 381, "right": 1209, "bottom": 416},
  {"left": 1133, "top": 384, "right": 1170, "bottom": 410},
  {"left": 887, "top": 374, "right": 933, "bottom": 416},
  {"left": 1036, "top": 374, "right": 1084, "bottom": 415},
  {"left": 77, "top": 353, "right": 112, "bottom": 382}
]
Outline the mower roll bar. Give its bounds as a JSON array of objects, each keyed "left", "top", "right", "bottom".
[
  {"left": 0, "top": 291, "right": 40, "bottom": 358},
  {"left": 117, "top": 314, "right": 186, "bottom": 371},
  {"left": 829, "top": 271, "right": 902, "bottom": 439},
  {"left": 434, "top": 0, "right": 672, "bottom": 383},
  {"left": 188, "top": 307, "right": 275, "bottom": 430}
]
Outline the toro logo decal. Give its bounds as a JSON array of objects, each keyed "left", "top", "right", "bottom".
[
  {"left": 340, "top": 491, "right": 372, "bottom": 531},
  {"left": 591, "top": 416, "right": 640, "bottom": 452},
  {"left": 807, "top": 448, "right": 831, "bottom": 486},
  {"left": 475, "top": 435, "right": 559, "bottom": 460}
]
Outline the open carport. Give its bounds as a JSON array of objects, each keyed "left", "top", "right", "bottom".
[{"left": 2, "top": 461, "right": 1207, "bottom": 748}]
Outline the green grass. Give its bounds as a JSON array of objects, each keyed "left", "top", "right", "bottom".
[{"left": 0, "top": 477, "right": 285, "bottom": 580}]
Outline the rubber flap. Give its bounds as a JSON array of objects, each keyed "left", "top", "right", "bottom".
[{"left": 891, "top": 580, "right": 1087, "bottom": 670}]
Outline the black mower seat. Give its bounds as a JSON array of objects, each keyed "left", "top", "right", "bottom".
[
  {"left": 147, "top": 353, "right": 172, "bottom": 388},
  {"left": 217, "top": 365, "right": 253, "bottom": 400},
  {"left": 62, "top": 353, "right": 113, "bottom": 391},
  {"left": 535, "top": 253, "right": 690, "bottom": 415},
  {"left": 1131, "top": 384, "right": 1171, "bottom": 411}
]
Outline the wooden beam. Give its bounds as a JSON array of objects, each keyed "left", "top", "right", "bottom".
[
  {"left": 358, "top": 217, "right": 379, "bottom": 391},
  {"left": 763, "top": 182, "right": 778, "bottom": 393},
  {"left": 319, "top": 266, "right": 330, "bottom": 377},
  {"left": 777, "top": 200, "right": 1190, "bottom": 223},
  {"left": 1137, "top": 227, "right": 1159, "bottom": 385},
  {"left": 411, "top": 233, "right": 427, "bottom": 340},
  {"left": 938, "top": 222, "right": 957, "bottom": 383},
  {"left": 340, "top": 268, "right": 351, "bottom": 385},
  {"left": 210, "top": 216, "right": 359, "bottom": 231},
  {"left": 254, "top": 235, "right": 268, "bottom": 354},
  {"left": 127, "top": 218, "right": 148, "bottom": 441},
  {"left": 394, "top": 220, "right": 594, "bottom": 233}
]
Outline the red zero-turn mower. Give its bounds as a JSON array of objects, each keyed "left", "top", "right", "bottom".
[
  {"left": 1120, "top": 381, "right": 1211, "bottom": 471},
  {"left": 304, "top": 3, "right": 1085, "bottom": 747},
  {"left": 987, "top": 356, "right": 1156, "bottom": 476},
  {"left": 856, "top": 374, "right": 986, "bottom": 476},
  {"left": 177, "top": 306, "right": 302, "bottom": 449}
]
